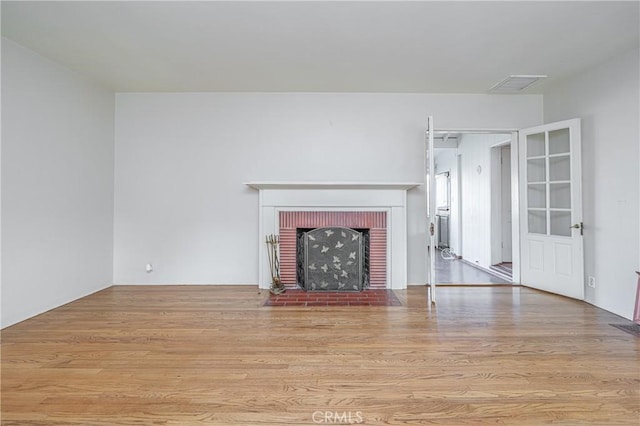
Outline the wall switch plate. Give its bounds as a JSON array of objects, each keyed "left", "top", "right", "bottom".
[{"left": 588, "top": 276, "right": 596, "bottom": 288}]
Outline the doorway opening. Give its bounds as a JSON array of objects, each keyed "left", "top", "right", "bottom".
[
  {"left": 432, "top": 131, "right": 518, "bottom": 285},
  {"left": 489, "top": 142, "right": 513, "bottom": 280}
]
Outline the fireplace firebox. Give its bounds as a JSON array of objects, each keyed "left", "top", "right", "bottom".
[{"left": 296, "top": 227, "right": 369, "bottom": 291}]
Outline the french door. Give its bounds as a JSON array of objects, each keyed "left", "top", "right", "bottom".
[
  {"left": 425, "top": 116, "right": 436, "bottom": 304},
  {"left": 519, "top": 119, "right": 584, "bottom": 299}
]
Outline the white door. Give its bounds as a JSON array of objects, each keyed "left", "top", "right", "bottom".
[
  {"left": 425, "top": 116, "right": 436, "bottom": 304},
  {"left": 519, "top": 119, "right": 584, "bottom": 299}
]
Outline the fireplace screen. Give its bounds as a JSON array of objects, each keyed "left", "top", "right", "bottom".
[{"left": 302, "top": 227, "right": 365, "bottom": 291}]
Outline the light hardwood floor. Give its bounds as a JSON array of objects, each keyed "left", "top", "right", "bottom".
[{"left": 2, "top": 286, "right": 638, "bottom": 425}]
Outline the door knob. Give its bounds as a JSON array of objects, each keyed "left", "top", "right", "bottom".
[{"left": 570, "top": 222, "right": 583, "bottom": 235}]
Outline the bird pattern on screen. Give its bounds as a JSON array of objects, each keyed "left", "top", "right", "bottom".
[{"left": 304, "top": 227, "right": 363, "bottom": 291}]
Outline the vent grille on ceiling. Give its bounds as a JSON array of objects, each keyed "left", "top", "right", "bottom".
[{"left": 489, "top": 75, "right": 547, "bottom": 93}]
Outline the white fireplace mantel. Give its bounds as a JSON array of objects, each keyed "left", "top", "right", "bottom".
[
  {"left": 245, "top": 181, "right": 421, "bottom": 290},
  {"left": 245, "top": 181, "right": 421, "bottom": 191}
]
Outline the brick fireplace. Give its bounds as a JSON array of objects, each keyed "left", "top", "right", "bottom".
[
  {"left": 279, "top": 211, "right": 387, "bottom": 289},
  {"left": 245, "top": 181, "right": 420, "bottom": 290}
]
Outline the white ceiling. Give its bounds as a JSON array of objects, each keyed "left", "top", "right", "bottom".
[{"left": 2, "top": 1, "right": 638, "bottom": 93}]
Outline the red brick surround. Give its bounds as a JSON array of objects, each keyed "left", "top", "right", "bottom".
[{"left": 279, "top": 211, "right": 387, "bottom": 289}]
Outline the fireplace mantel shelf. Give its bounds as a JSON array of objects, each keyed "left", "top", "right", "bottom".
[{"left": 245, "top": 181, "right": 421, "bottom": 190}]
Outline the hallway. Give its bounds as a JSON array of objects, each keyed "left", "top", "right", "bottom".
[{"left": 435, "top": 251, "right": 511, "bottom": 284}]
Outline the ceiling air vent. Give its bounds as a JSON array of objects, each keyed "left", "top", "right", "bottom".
[{"left": 489, "top": 75, "right": 547, "bottom": 93}]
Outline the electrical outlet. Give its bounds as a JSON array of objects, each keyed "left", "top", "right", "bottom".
[
  {"left": 588, "top": 276, "right": 596, "bottom": 288},
  {"left": 145, "top": 263, "right": 153, "bottom": 273}
]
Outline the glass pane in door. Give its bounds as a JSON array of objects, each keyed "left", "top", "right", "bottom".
[
  {"left": 527, "top": 133, "right": 546, "bottom": 157},
  {"left": 549, "top": 155, "right": 570, "bottom": 181},
  {"left": 550, "top": 183, "right": 571, "bottom": 209},
  {"left": 528, "top": 210, "right": 547, "bottom": 234},
  {"left": 528, "top": 184, "right": 546, "bottom": 208},
  {"left": 527, "top": 158, "right": 546, "bottom": 182},
  {"left": 549, "top": 128, "right": 570, "bottom": 155},
  {"left": 550, "top": 211, "right": 571, "bottom": 236}
]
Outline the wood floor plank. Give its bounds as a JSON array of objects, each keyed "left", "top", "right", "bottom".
[{"left": 2, "top": 285, "right": 639, "bottom": 425}]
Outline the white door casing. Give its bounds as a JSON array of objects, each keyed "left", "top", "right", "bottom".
[
  {"left": 501, "top": 146, "right": 513, "bottom": 262},
  {"left": 519, "top": 119, "right": 584, "bottom": 299},
  {"left": 245, "top": 182, "right": 420, "bottom": 290},
  {"left": 490, "top": 141, "right": 513, "bottom": 267}
]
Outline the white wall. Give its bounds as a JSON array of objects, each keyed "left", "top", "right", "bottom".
[
  {"left": 1, "top": 39, "right": 115, "bottom": 328},
  {"left": 457, "top": 134, "right": 510, "bottom": 270},
  {"left": 114, "top": 93, "right": 542, "bottom": 285},
  {"left": 544, "top": 48, "right": 639, "bottom": 320}
]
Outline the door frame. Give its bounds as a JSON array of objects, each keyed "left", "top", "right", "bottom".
[
  {"left": 430, "top": 128, "right": 521, "bottom": 284},
  {"left": 490, "top": 139, "right": 513, "bottom": 268}
]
